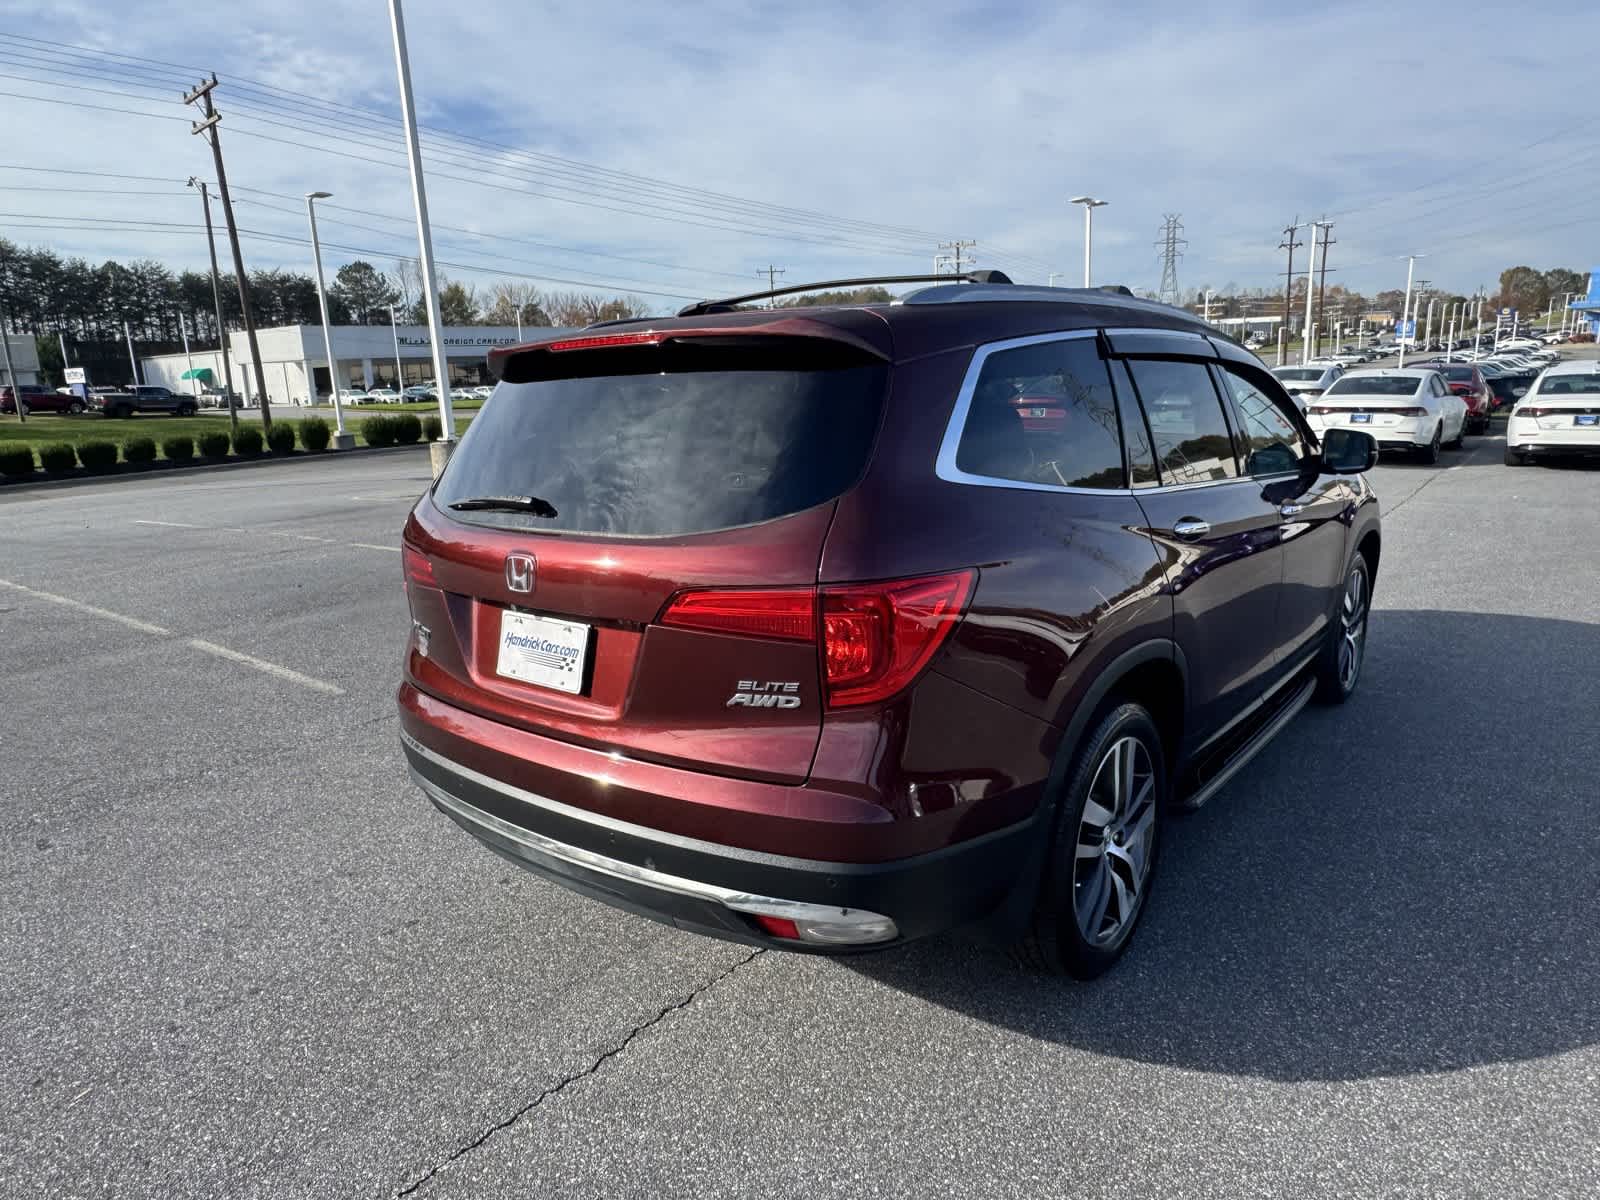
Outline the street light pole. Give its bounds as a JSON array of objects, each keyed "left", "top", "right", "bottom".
[
  {"left": 1397, "top": 254, "right": 1421, "bottom": 368},
  {"left": 387, "top": 0, "right": 455, "bottom": 473},
  {"left": 1, "top": 302, "right": 21, "bottom": 425},
  {"left": 389, "top": 304, "right": 404, "bottom": 393},
  {"left": 305, "top": 191, "right": 354, "bottom": 449},
  {"left": 180, "top": 311, "right": 195, "bottom": 394},
  {"left": 124, "top": 321, "right": 140, "bottom": 385},
  {"left": 1301, "top": 224, "right": 1326, "bottom": 366},
  {"left": 1069, "top": 196, "right": 1108, "bottom": 288}
]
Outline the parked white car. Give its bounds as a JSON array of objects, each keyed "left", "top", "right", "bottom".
[
  {"left": 1303, "top": 368, "right": 1469, "bottom": 464},
  {"left": 364, "top": 387, "right": 401, "bottom": 404},
  {"left": 1504, "top": 360, "right": 1600, "bottom": 466},
  {"left": 1270, "top": 364, "right": 1343, "bottom": 408}
]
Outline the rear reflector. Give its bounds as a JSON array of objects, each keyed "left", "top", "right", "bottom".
[
  {"left": 402, "top": 543, "right": 437, "bottom": 589},
  {"left": 657, "top": 569, "right": 976, "bottom": 709},
  {"left": 751, "top": 914, "right": 801, "bottom": 940}
]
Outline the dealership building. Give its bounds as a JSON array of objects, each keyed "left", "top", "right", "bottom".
[
  {"left": 1567, "top": 270, "right": 1600, "bottom": 335},
  {"left": 138, "top": 323, "right": 573, "bottom": 405}
]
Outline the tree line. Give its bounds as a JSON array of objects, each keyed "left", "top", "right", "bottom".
[{"left": 0, "top": 237, "right": 654, "bottom": 346}]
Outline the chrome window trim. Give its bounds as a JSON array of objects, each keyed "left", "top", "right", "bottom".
[{"left": 934, "top": 325, "right": 1307, "bottom": 498}]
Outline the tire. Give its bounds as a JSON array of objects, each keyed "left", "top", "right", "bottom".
[
  {"left": 17, "top": 401, "right": 27, "bottom": 417},
  {"left": 1447, "top": 418, "right": 1466, "bottom": 450},
  {"left": 1420, "top": 424, "right": 1442, "bottom": 464},
  {"left": 1314, "top": 553, "right": 1372, "bottom": 704},
  {"left": 111, "top": 405, "right": 132, "bottom": 419},
  {"left": 176, "top": 403, "right": 196, "bottom": 417},
  {"left": 1504, "top": 449, "right": 1529, "bottom": 467},
  {"left": 68, "top": 401, "right": 84, "bottom": 414},
  {"left": 1013, "top": 703, "right": 1165, "bottom": 979}
]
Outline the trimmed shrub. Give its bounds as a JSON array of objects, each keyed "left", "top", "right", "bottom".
[
  {"left": 299, "top": 416, "right": 332, "bottom": 452},
  {"left": 266, "top": 423, "right": 296, "bottom": 455},
  {"left": 232, "top": 426, "right": 264, "bottom": 457},
  {"left": 122, "top": 436, "right": 157, "bottom": 465},
  {"left": 361, "top": 414, "right": 397, "bottom": 448},
  {"left": 198, "top": 431, "right": 231, "bottom": 459},
  {"left": 393, "top": 413, "right": 422, "bottom": 445},
  {"left": 77, "top": 440, "right": 118, "bottom": 472},
  {"left": 162, "top": 435, "right": 195, "bottom": 462},
  {"left": 422, "top": 414, "right": 442, "bottom": 441},
  {"left": 0, "top": 443, "right": 35, "bottom": 477},
  {"left": 39, "top": 442, "right": 76, "bottom": 472}
]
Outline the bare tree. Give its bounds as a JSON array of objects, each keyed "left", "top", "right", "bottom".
[
  {"left": 393, "top": 257, "right": 422, "bottom": 313},
  {"left": 482, "top": 280, "right": 550, "bottom": 326}
]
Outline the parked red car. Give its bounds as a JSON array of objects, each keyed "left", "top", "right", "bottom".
[
  {"left": 1419, "top": 362, "right": 1495, "bottom": 431},
  {"left": 398, "top": 274, "right": 1381, "bottom": 977},
  {"left": 0, "top": 384, "right": 84, "bottom": 415}
]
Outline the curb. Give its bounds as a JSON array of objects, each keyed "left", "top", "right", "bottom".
[{"left": 0, "top": 441, "right": 432, "bottom": 495}]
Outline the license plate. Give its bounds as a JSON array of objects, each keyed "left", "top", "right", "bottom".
[
  {"left": 1350, "top": 412, "right": 1372, "bottom": 423},
  {"left": 496, "top": 610, "right": 589, "bottom": 694},
  {"left": 1577, "top": 414, "right": 1598, "bottom": 427}
]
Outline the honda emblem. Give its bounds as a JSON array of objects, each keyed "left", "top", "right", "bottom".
[{"left": 504, "top": 553, "right": 536, "bottom": 594}]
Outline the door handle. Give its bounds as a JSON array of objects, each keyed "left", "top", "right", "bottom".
[
  {"left": 1278, "top": 503, "right": 1304, "bottom": 517},
  {"left": 1172, "top": 518, "right": 1210, "bottom": 540}
]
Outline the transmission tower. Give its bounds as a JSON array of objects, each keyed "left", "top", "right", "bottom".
[{"left": 1155, "top": 214, "right": 1186, "bottom": 305}]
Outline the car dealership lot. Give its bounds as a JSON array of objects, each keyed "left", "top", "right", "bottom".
[{"left": 2, "top": 445, "right": 1597, "bottom": 1199}]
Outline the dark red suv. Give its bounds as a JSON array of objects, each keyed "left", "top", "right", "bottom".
[{"left": 398, "top": 275, "right": 1382, "bottom": 977}]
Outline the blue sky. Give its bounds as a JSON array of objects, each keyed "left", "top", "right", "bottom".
[{"left": 0, "top": 0, "right": 1592, "bottom": 310}]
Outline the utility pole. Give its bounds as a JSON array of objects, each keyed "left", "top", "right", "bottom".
[
  {"left": 1424, "top": 295, "right": 1436, "bottom": 349},
  {"left": 187, "top": 177, "right": 239, "bottom": 437},
  {"left": 184, "top": 76, "right": 272, "bottom": 432},
  {"left": 1278, "top": 219, "right": 1303, "bottom": 367},
  {"left": 388, "top": 0, "right": 455, "bottom": 465},
  {"left": 1155, "top": 214, "right": 1185, "bottom": 305},
  {"left": 936, "top": 240, "right": 976, "bottom": 276},
  {"left": 757, "top": 265, "right": 786, "bottom": 308},
  {"left": 389, "top": 304, "right": 404, "bottom": 391},
  {"left": 1, "top": 301, "right": 21, "bottom": 425},
  {"left": 57, "top": 330, "right": 69, "bottom": 375},
  {"left": 180, "top": 311, "right": 195, "bottom": 394},
  {"left": 1313, "top": 221, "right": 1335, "bottom": 357}
]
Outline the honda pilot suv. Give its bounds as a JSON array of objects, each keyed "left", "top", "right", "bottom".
[{"left": 398, "top": 275, "right": 1381, "bottom": 978}]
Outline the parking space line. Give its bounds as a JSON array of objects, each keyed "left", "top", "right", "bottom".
[
  {"left": 0, "top": 578, "right": 172, "bottom": 635},
  {"left": 0, "top": 577, "right": 343, "bottom": 696},
  {"left": 186, "top": 639, "right": 345, "bottom": 695},
  {"left": 130, "top": 520, "right": 399, "bottom": 554}
]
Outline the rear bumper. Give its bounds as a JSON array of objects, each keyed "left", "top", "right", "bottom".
[{"left": 402, "top": 728, "right": 1039, "bottom": 952}]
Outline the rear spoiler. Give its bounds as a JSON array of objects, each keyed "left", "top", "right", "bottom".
[{"left": 487, "top": 317, "right": 891, "bottom": 382}]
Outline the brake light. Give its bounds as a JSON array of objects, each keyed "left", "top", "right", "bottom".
[
  {"left": 543, "top": 331, "right": 667, "bottom": 352},
  {"left": 657, "top": 570, "right": 976, "bottom": 708},
  {"left": 1520, "top": 407, "right": 1551, "bottom": 418},
  {"left": 402, "top": 543, "right": 437, "bottom": 589},
  {"left": 660, "top": 589, "right": 815, "bottom": 641},
  {"left": 1398, "top": 407, "right": 1428, "bottom": 417}
]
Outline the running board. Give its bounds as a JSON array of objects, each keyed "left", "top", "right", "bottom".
[{"left": 1179, "top": 676, "right": 1316, "bottom": 811}]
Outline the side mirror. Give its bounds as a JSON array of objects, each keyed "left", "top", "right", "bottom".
[{"left": 1321, "top": 428, "right": 1377, "bottom": 474}]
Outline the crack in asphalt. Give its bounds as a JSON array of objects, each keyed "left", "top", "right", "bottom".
[
  {"left": 392, "top": 947, "right": 765, "bottom": 1197},
  {"left": 1382, "top": 429, "right": 1497, "bottom": 518}
]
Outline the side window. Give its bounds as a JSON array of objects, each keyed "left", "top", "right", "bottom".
[
  {"left": 1112, "top": 361, "right": 1161, "bottom": 488},
  {"left": 1218, "top": 366, "right": 1308, "bottom": 477},
  {"left": 954, "top": 337, "right": 1125, "bottom": 489},
  {"left": 1124, "top": 358, "right": 1240, "bottom": 485}
]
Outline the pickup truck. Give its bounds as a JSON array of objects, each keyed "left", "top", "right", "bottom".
[{"left": 89, "top": 385, "right": 199, "bottom": 418}]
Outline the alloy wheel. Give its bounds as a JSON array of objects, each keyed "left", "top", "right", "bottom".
[
  {"left": 1074, "top": 736, "right": 1156, "bottom": 947},
  {"left": 1339, "top": 564, "right": 1368, "bottom": 692}
]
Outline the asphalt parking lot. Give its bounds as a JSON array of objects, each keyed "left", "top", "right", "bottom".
[{"left": 3, "top": 430, "right": 1598, "bottom": 1199}]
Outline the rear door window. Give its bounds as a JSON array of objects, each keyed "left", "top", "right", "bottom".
[
  {"left": 952, "top": 336, "right": 1125, "bottom": 489},
  {"left": 436, "top": 341, "right": 886, "bottom": 536},
  {"left": 1124, "top": 359, "right": 1241, "bottom": 485}
]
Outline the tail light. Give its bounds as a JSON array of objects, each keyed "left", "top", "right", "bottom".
[
  {"left": 661, "top": 569, "right": 976, "bottom": 709},
  {"left": 402, "top": 543, "right": 437, "bottom": 590},
  {"left": 1519, "top": 407, "right": 1551, "bottom": 418},
  {"left": 1302, "top": 389, "right": 1324, "bottom": 398},
  {"left": 1398, "top": 407, "right": 1428, "bottom": 417},
  {"left": 1307, "top": 405, "right": 1334, "bottom": 415}
]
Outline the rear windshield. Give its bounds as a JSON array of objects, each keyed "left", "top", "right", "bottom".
[
  {"left": 1536, "top": 374, "right": 1600, "bottom": 395},
  {"left": 1272, "top": 368, "right": 1324, "bottom": 381},
  {"left": 1325, "top": 376, "right": 1422, "bottom": 397},
  {"left": 1442, "top": 366, "right": 1474, "bottom": 381},
  {"left": 435, "top": 345, "right": 886, "bottom": 536}
]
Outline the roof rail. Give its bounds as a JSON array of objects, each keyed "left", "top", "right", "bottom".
[{"left": 677, "top": 270, "right": 1013, "bottom": 317}]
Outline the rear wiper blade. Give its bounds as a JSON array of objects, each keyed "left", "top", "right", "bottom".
[{"left": 447, "top": 495, "right": 558, "bottom": 518}]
